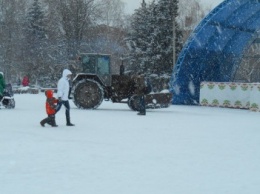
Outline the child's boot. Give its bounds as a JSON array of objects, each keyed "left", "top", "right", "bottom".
[
  {"left": 51, "top": 120, "right": 58, "bottom": 127},
  {"left": 50, "top": 115, "right": 58, "bottom": 127},
  {"left": 40, "top": 118, "right": 49, "bottom": 127}
]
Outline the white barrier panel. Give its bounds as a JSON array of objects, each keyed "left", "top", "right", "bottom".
[
  {"left": 200, "top": 82, "right": 251, "bottom": 109},
  {"left": 249, "top": 83, "right": 260, "bottom": 111}
]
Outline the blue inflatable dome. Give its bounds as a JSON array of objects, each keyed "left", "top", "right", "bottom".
[{"left": 170, "top": 0, "right": 260, "bottom": 105}]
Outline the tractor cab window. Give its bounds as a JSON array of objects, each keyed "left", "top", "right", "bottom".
[
  {"left": 97, "top": 56, "right": 110, "bottom": 75},
  {"left": 82, "top": 56, "right": 95, "bottom": 73}
]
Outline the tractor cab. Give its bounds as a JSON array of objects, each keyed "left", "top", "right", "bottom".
[{"left": 79, "top": 53, "right": 111, "bottom": 86}]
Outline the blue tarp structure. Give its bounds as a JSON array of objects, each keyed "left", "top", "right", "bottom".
[{"left": 170, "top": 0, "right": 260, "bottom": 105}]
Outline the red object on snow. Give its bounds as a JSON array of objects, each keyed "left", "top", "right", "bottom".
[{"left": 22, "top": 76, "right": 29, "bottom": 87}]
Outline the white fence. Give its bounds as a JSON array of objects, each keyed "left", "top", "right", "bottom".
[{"left": 199, "top": 82, "right": 260, "bottom": 111}]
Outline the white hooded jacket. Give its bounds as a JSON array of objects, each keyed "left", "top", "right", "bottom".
[{"left": 57, "top": 69, "right": 72, "bottom": 101}]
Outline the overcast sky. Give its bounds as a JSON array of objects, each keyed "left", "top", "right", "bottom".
[{"left": 122, "top": 0, "right": 224, "bottom": 14}]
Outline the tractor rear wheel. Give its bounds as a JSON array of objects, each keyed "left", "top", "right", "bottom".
[{"left": 72, "top": 79, "right": 104, "bottom": 109}]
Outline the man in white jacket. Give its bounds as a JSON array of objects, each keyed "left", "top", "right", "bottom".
[{"left": 56, "top": 69, "right": 75, "bottom": 126}]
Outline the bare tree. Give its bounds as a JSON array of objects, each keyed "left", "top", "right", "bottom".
[
  {"left": 0, "top": 0, "right": 129, "bottom": 85},
  {"left": 0, "top": 0, "right": 27, "bottom": 82},
  {"left": 96, "top": 0, "right": 125, "bottom": 27},
  {"left": 178, "top": 0, "right": 210, "bottom": 41},
  {"left": 85, "top": 0, "right": 127, "bottom": 73},
  {"left": 53, "top": 0, "right": 98, "bottom": 60},
  {"left": 234, "top": 41, "right": 260, "bottom": 82}
]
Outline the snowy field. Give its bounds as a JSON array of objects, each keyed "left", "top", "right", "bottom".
[{"left": 1, "top": 93, "right": 260, "bottom": 194}]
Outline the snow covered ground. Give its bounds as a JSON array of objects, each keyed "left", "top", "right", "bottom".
[{"left": 1, "top": 93, "right": 260, "bottom": 194}]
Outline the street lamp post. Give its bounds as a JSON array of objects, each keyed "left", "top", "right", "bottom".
[{"left": 172, "top": 8, "right": 176, "bottom": 67}]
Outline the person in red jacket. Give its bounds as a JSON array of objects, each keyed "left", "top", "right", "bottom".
[
  {"left": 40, "top": 90, "right": 58, "bottom": 127},
  {"left": 22, "top": 76, "right": 29, "bottom": 87}
]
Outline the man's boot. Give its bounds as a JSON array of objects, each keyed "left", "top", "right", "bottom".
[
  {"left": 137, "top": 95, "right": 146, "bottom": 116},
  {"left": 66, "top": 117, "right": 75, "bottom": 126}
]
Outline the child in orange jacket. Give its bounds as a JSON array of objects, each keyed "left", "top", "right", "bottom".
[{"left": 40, "top": 90, "right": 58, "bottom": 127}]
